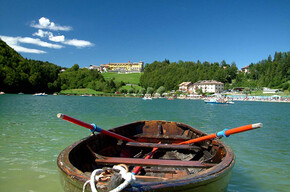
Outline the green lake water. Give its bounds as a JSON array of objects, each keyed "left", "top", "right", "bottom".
[{"left": 0, "top": 94, "right": 289, "bottom": 192}]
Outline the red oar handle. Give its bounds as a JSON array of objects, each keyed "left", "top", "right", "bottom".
[
  {"left": 57, "top": 113, "right": 136, "bottom": 142},
  {"left": 178, "top": 123, "right": 263, "bottom": 145},
  {"left": 132, "top": 142, "right": 160, "bottom": 175},
  {"left": 57, "top": 113, "right": 94, "bottom": 130}
]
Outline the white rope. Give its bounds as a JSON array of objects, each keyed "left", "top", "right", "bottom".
[
  {"left": 110, "top": 165, "right": 136, "bottom": 192},
  {"left": 82, "top": 169, "right": 103, "bottom": 192},
  {"left": 82, "top": 165, "right": 135, "bottom": 192},
  {"left": 82, "top": 180, "right": 90, "bottom": 192}
]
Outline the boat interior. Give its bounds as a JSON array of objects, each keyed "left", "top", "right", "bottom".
[{"left": 68, "top": 121, "right": 227, "bottom": 183}]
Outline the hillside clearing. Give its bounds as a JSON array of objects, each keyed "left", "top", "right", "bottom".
[{"left": 102, "top": 72, "right": 142, "bottom": 84}]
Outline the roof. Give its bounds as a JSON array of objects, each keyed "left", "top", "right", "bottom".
[
  {"left": 109, "top": 62, "right": 143, "bottom": 65},
  {"left": 241, "top": 66, "right": 249, "bottom": 69},
  {"left": 100, "top": 64, "right": 109, "bottom": 68},
  {"left": 179, "top": 82, "right": 193, "bottom": 86},
  {"left": 193, "top": 80, "right": 224, "bottom": 85}
]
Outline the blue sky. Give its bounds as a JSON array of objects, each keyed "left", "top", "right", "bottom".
[{"left": 0, "top": 0, "right": 289, "bottom": 69}]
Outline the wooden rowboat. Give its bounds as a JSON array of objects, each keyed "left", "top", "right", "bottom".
[{"left": 57, "top": 120, "right": 235, "bottom": 192}]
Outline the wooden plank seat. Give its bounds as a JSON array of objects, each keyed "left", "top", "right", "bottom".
[
  {"left": 135, "top": 175, "right": 168, "bottom": 181},
  {"left": 132, "top": 134, "right": 189, "bottom": 143},
  {"left": 95, "top": 157, "right": 214, "bottom": 168},
  {"left": 133, "top": 133, "right": 189, "bottom": 140},
  {"left": 123, "top": 142, "right": 201, "bottom": 151}
]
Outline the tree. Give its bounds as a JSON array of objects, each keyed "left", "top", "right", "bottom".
[
  {"left": 156, "top": 86, "right": 166, "bottom": 95},
  {"left": 268, "top": 55, "right": 272, "bottom": 62},
  {"left": 134, "top": 88, "right": 140, "bottom": 94},
  {"left": 61, "top": 84, "right": 68, "bottom": 90},
  {"left": 119, "top": 88, "right": 127, "bottom": 94},
  {"left": 196, "top": 89, "right": 203, "bottom": 95},
  {"left": 71, "top": 64, "right": 79, "bottom": 71},
  {"left": 146, "top": 87, "right": 154, "bottom": 95},
  {"left": 139, "top": 88, "right": 146, "bottom": 95},
  {"left": 243, "top": 87, "right": 251, "bottom": 95}
]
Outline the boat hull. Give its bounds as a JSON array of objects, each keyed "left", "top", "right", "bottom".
[
  {"left": 204, "top": 101, "right": 234, "bottom": 104},
  {"left": 57, "top": 120, "right": 235, "bottom": 192},
  {"left": 205, "top": 102, "right": 232, "bottom": 104},
  {"left": 58, "top": 159, "right": 234, "bottom": 192}
]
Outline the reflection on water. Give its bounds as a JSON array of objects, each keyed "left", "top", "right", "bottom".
[{"left": 0, "top": 95, "right": 289, "bottom": 192}]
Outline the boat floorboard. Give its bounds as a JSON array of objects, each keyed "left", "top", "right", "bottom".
[
  {"left": 95, "top": 157, "right": 214, "bottom": 168},
  {"left": 123, "top": 142, "right": 201, "bottom": 151}
]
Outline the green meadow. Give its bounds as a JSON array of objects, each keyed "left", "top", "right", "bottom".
[
  {"left": 102, "top": 72, "right": 142, "bottom": 84},
  {"left": 59, "top": 88, "right": 102, "bottom": 95}
]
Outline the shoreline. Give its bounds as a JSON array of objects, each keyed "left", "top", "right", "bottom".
[
  {"left": 181, "top": 97, "right": 290, "bottom": 103},
  {"left": 2, "top": 93, "right": 290, "bottom": 103}
]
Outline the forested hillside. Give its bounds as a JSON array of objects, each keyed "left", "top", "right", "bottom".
[
  {"left": 1, "top": 38, "right": 289, "bottom": 94},
  {"left": 56, "top": 64, "right": 122, "bottom": 93},
  {"left": 0, "top": 39, "right": 119, "bottom": 93},
  {"left": 140, "top": 59, "right": 238, "bottom": 90},
  {"left": 0, "top": 39, "right": 61, "bottom": 93},
  {"left": 236, "top": 52, "right": 290, "bottom": 89},
  {"left": 140, "top": 53, "right": 290, "bottom": 91}
]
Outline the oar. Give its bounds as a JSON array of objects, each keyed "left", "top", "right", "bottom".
[
  {"left": 130, "top": 123, "right": 262, "bottom": 175},
  {"left": 178, "top": 123, "right": 263, "bottom": 145},
  {"left": 132, "top": 142, "right": 161, "bottom": 175},
  {"left": 57, "top": 113, "right": 136, "bottom": 142},
  {"left": 57, "top": 113, "right": 158, "bottom": 176}
]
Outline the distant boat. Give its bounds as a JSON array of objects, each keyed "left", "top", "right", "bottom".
[
  {"left": 142, "top": 97, "right": 152, "bottom": 100},
  {"left": 34, "top": 93, "right": 48, "bottom": 96},
  {"left": 204, "top": 98, "right": 234, "bottom": 104},
  {"left": 167, "top": 97, "right": 174, "bottom": 100},
  {"left": 0, "top": 92, "right": 5, "bottom": 95}
]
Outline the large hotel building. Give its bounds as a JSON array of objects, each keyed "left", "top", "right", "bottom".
[{"left": 99, "top": 61, "right": 144, "bottom": 73}]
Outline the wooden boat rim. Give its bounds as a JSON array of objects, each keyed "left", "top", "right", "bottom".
[{"left": 57, "top": 120, "right": 235, "bottom": 188}]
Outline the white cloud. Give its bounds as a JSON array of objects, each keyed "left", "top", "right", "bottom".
[
  {"left": 33, "top": 29, "right": 50, "bottom": 38},
  {"left": 63, "top": 39, "right": 94, "bottom": 48},
  {"left": 1, "top": 17, "right": 94, "bottom": 54},
  {"left": 0, "top": 35, "right": 65, "bottom": 54},
  {"left": 31, "top": 17, "right": 72, "bottom": 31},
  {"left": 49, "top": 35, "right": 65, "bottom": 42},
  {"left": 33, "top": 29, "right": 65, "bottom": 42},
  {"left": 39, "top": 17, "right": 51, "bottom": 27},
  {"left": 10, "top": 45, "right": 46, "bottom": 54},
  {"left": 0, "top": 35, "right": 46, "bottom": 54},
  {"left": 18, "top": 37, "right": 63, "bottom": 49},
  {"left": 32, "top": 29, "right": 93, "bottom": 47}
]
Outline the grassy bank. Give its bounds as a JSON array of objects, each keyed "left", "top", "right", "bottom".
[
  {"left": 59, "top": 88, "right": 102, "bottom": 95},
  {"left": 58, "top": 88, "right": 144, "bottom": 97},
  {"left": 102, "top": 72, "right": 142, "bottom": 84},
  {"left": 121, "top": 85, "right": 142, "bottom": 91}
]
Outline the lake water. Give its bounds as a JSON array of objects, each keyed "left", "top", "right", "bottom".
[{"left": 0, "top": 95, "right": 289, "bottom": 192}]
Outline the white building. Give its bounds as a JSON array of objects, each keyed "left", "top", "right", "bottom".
[
  {"left": 179, "top": 82, "right": 193, "bottom": 93},
  {"left": 102, "top": 61, "right": 144, "bottom": 73},
  {"left": 193, "top": 80, "right": 224, "bottom": 93},
  {"left": 88, "top": 65, "right": 98, "bottom": 70},
  {"left": 241, "top": 66, "right": 249, "bottom": 73},
  {"left": 263, "top": 87, "right": 279, "bottom": 94}
]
